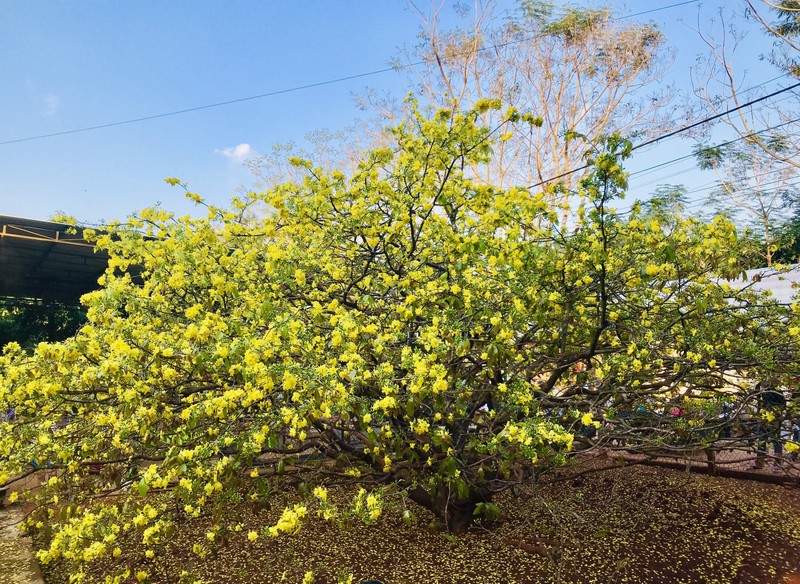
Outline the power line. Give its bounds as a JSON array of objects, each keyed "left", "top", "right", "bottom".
[
  {"left": 615, "top": 76, "right": 792, "bottom": 184},
  {"left": 634, "top": 163, "right": 699, "bottom": 191},
  {"left": 0, "top": 68, "right": 405, "bottom": 146},
  {"left": 0, "top": 0, "right": 701, "bottom": 147},
  {"left": 617, "top": 162, "right": 800, "bottom": 216},
  {"left": 639, "top": 159, "right": 800, "bottom": 196},
  {"left": 628, "top": 115, "right": 800, "bottom": 186},
  {"left": 608, "top": 113, "right": 800, "bottom": 214},
  {"left": 612, "top": 176, "right": 800, "bottom": 218},
  {"left": 620, "top": 162, "right": 800, "bottom": 214},
  {"left": 634, "top": 84, "right": 800, "bottom": 150},
  {"left": 614, "top": 0, "right": 699, "bottom": 19},
  {"left": 687, "top": 172, "right": 800, "bottom": 198},
  {"left": 528, "top": 81, "right": 800, "bottom": 189},
  {"left": 630, "top": 102, "right": 797, "bottom": 178}
]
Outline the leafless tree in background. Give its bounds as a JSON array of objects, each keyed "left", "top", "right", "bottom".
[{"left": 388, "top": 0, "right": 683, "bottom": 222}]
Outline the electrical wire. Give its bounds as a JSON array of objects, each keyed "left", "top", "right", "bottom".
[
  {"left": 623, "top": 115, "right": 800, "bottom": 195},
  {"left": 617, "top": 163, "right": 800, "bottom": 216},
  {"left": 0, "top": 0, "right": 702, "bottom": 147},
  {"left": 528, "top": 81, "right": 800, "bottom": 189},
  {"left": 613, "top": 0, "right": 699, "bottom": 19},
  {"left": 629, "top": 111, "right": 799, "bottom": 181}
]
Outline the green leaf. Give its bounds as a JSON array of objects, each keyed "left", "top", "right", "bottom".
[{"left": 695, "top": 297, "right": 707, "bottom": 312}]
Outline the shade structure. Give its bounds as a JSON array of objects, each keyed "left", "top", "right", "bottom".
[{"left": 0, "top": 215, "right": 108, "bottom": 303}]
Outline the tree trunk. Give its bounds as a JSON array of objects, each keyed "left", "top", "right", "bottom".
[{"left": 407, "top": 483, "right": 492, "bottom": 534}]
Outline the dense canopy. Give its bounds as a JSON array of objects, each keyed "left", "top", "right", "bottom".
[{"left": 1, "top": 101, "right": 798, "bottom": 581}]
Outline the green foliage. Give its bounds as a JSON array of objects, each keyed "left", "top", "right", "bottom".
[
  {"left": 0, "top": 300, "right": 85, "bottom": 349},
  {"left": 771, "top": 0, "right": 800, "bottom": 37},
  {"left": 641, "top": 184, "right": 688, "bottom": 223},
  {"left": 473, "top": 501, "right": 502, "bottom": 521},
  {"left": 519, "top": 0, "right": 554, "bottom": 23},
  {"left": 541, "top": 6, "right": 609, "bottom": 39},
  {"left": 694, "top": 144, "right": 725, "bottom": 171},
  {"left": 1, "top": 102, "right": 799, "bottom": 581}
]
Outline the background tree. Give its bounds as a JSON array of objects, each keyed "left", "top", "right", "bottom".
[
  {"left": 694, "top": 137, "right": 799, "bottom": 266},
  {"left": 640, "top": 184, "right": 689, "bottom": 224},
  {"left": 773, "top": 208, "right": 800, "bottom": 263},
  {"left": 1, "top": 103, "right": 798, "bottom": 582},
  {"left": 253, "top": 1, "right": 685, "bottom": 220},
  {"left": 694, "top": 3, "right": 800, "bottom": 172},
  {"left": 746, "top": 0, "right": 800, "bottom": 77},
  {"left": 0, "top": 299, "right": 85, "bottom": 349},
  {"left": 246, "top": 120, "right": 389, "bottom": 190},
  {"left": 390, "top": 1, "right": 681, "bottom": 210}
]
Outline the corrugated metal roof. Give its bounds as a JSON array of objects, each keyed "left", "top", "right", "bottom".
[{"left": 0, "top": 215, "right": 108, "bottom": 302}]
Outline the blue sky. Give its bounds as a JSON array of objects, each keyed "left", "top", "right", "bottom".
[{"left": 0, "top": 0, "right": 788, "bottom": 224}]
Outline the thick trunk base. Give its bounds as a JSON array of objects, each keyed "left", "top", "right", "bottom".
[{"left": 408, "top": 484, "right": 492, "bottom": 534}]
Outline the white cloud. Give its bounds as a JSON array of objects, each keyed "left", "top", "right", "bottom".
[
  {"left": 25, "top": 81, "right": 60, "bottom": 117},
  {"left": 216, "top": 143, "right": 254, "bottom": 161},
  {"left": 42, "top": 93, "right": 60, "bottom": 116}
]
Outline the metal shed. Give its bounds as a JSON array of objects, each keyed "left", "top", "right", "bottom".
[{"left": 0, "top": 215, "right": 108, "bottom": 302}]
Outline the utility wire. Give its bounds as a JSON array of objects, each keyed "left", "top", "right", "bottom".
[
  {"left": 627, "top": 115, "right": 800, "bottom": 189},
  {"left": 528, "top": 81, "right": 800, "bottom": 189},
  {"left": 617, "top": 160, "right": 800, "bottom": 215},
  {"left": 634, "top": 84, "right": 800, "bottom": 150},
  {"left": 612, "top": 75, "right": 792, "bottom": 184},
  {"left": 612, "top": 175, "right": 800, "bottom": 217},
  {"left": 614, "top": 0, "right": 699, "bottom": 19},
  {"left": 607, "top": 113, "right": 800, "bottom": 214},
  {"left": 0, "top": 0, "right": 700, "bottom": 147},
  {"left": 0, "top": 69, "right": 402, "bottom": 146},
  {"left": 619, "top": 163, "right": 800, "bottom": 214},
  {"left": 638, "top": 157, "right": 800, "bottom": 194},
  {"left": 630, "top": 110, "right": 799, "bottom": 179},
  {"left": 634, "top": 164, "right": 700, "bottom": 191},
  {"left": 687, "top": 172, "right": 800, "bottom": 198}
]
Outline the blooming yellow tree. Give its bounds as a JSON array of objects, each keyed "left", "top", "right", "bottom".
[{"left": 1, "top": 100, "right": 798, "bottom": 580}]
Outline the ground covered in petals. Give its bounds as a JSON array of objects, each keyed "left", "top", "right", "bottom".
[{"left": 38, "top": 462, "right": 800, "bottom": 584}]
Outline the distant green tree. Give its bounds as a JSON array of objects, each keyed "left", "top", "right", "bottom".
[
  {"left": 694, "top": 139, "right": 799, "bottom": 266},
  {"left": 773, "top": 210, "right": 800, "bottom": 264},
  {"left": 641, "top": 184, "right": 688, "bottom": 224},
  {"left": 746, "top": 0, "right": 800, "bottom": 76},
  {"left": 0, "top": 300, "right": 86, "bottom": 349}
]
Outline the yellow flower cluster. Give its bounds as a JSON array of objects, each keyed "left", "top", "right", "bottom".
[
  {"left": 267, "top": 505, "right": 308, "bottom": 537},
  {"left": 1, "top": 100, "right": 796, "bottom": 583}
]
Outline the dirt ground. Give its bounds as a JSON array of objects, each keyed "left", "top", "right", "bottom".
[
  {"left": 35, "top": 460, "right": 800, "bottom": 584},
  {"left": 0, "top": 505, "right": 45, "bottom": 584}
]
